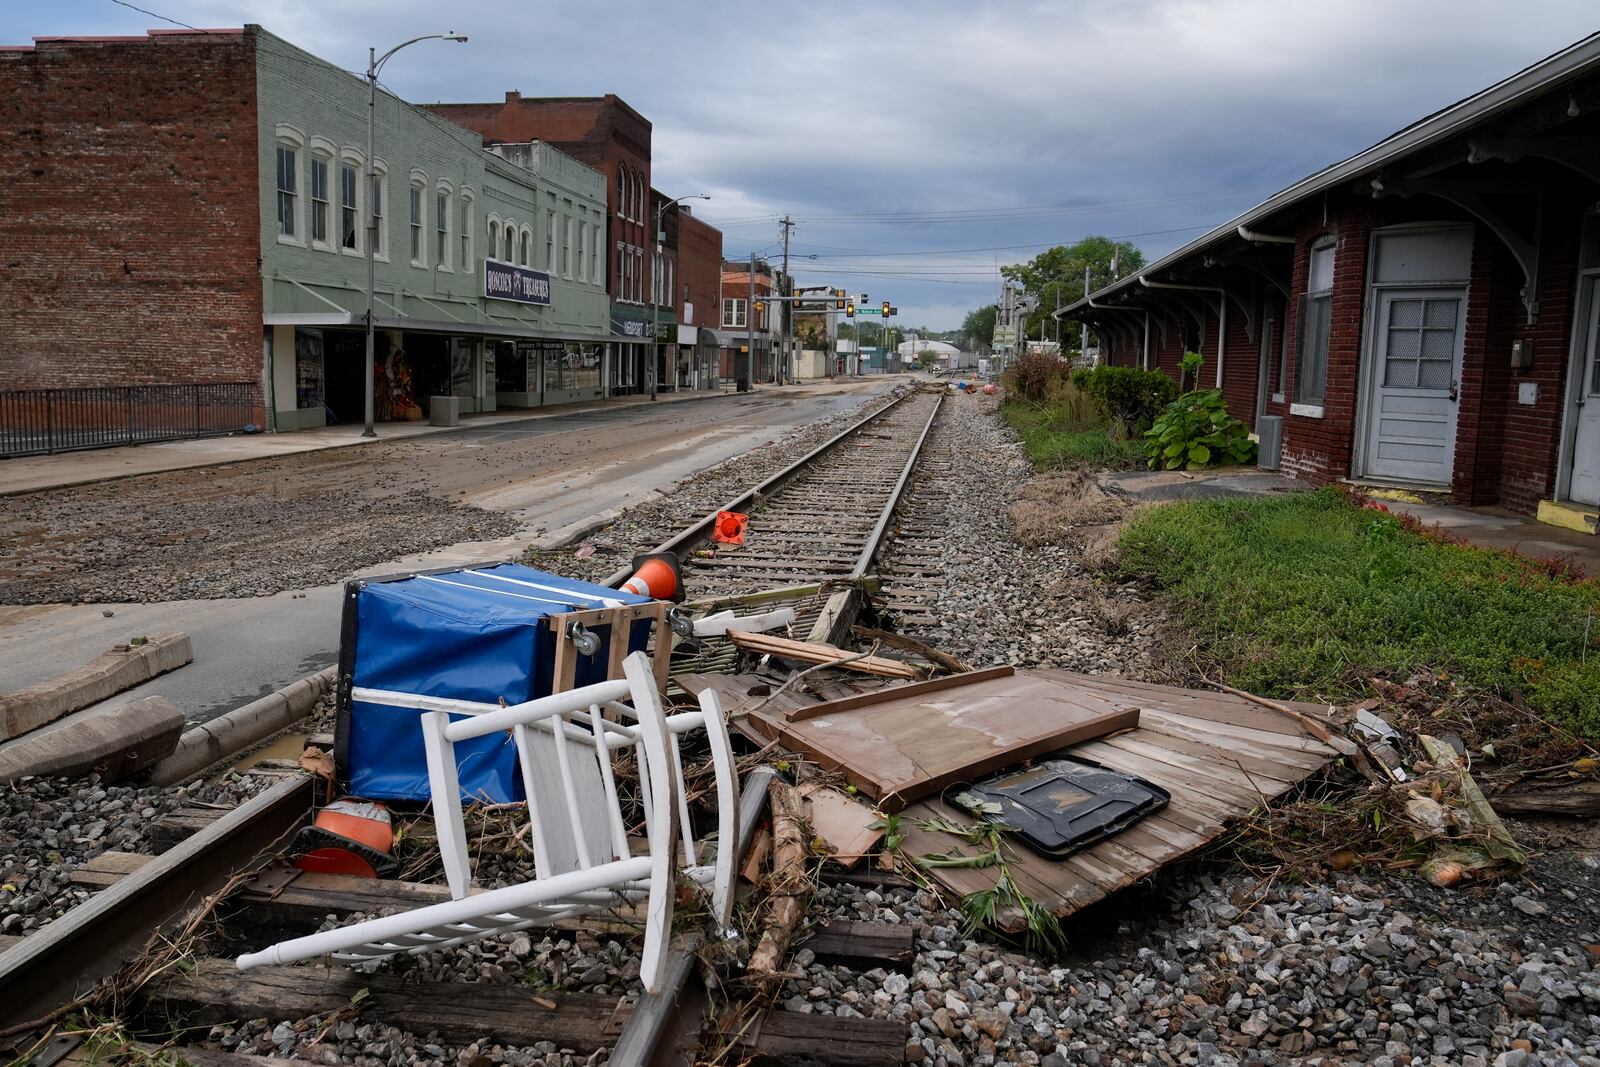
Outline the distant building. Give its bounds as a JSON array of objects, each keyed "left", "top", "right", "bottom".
[
  {"left": 674, "top": 207, "right": 724, "bottom": 389},
  {"left": 718, "top": 259, "right": 776, "bottom": 383}
]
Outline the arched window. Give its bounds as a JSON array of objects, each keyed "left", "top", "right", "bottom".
[
  {"left": 503, "top": 221, "right": 515, "bottom": 262},
  {"left": 519, "top": 229, "right": 530, "bottom": 266},
  {"left": 488, "top": 219, "right": 500, "bottom": 261}
]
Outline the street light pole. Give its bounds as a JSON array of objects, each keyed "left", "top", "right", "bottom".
[
  {"left": 363, "top": 32, "right": 467, "bottom": 438},
  {"left": 649, "top": 192, "right": 709, "bottom": 400}
]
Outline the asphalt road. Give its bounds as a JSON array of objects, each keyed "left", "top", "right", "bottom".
[{"left": 0, "top": 379, "right": 898, "bottom": 724}]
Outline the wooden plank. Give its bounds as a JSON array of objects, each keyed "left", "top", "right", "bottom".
[
  {"left": 786, "top": 666, "right": 1015, "bottom": 722},
  {"left": 800, "top": 784, "right": 882, "bottom": 868},
  {"left": 743, "top": 1010, "right": 907, "bottom": 1065},
  {"left": 1138, "top": 709, "right": 1335, "bottom": 758},
  {"left": 1092, "top": 734, "right": 1300, "bottom": 796},
  {"left": 765, "top": 671, "right": 1141, "bottom": 812},
  {"left": 1070, "top": 741, "right": 1266, "bottom": 812},
  {"left": 1134, "top": 714, "right": 1335, "bottom": 772},
  {"left": 1102, "top": 727, "right": 1308, "bottom": 785},
  {"left": 1040, "top": 671, "right": 1327, "bottom": 735},
  {"left": 68, "top": 849, "right": 154, "bottom": 889},
  {"left": 726, "top": 631, "right": 920, "bottom": 679},
  {"left": 801, "top": 920, "right": 916, "bottom": 971},
  {"left": 157, "top": 959, "right": 620, "bottom": 1054}
]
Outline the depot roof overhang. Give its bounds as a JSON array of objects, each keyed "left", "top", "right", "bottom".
[{"left": 1056, "top": 31, "right": 1600, "bottom": 320}]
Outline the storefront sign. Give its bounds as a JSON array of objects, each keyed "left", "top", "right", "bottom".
[
  {"left": 611, "top": 306, "right": 653, "bottom": 338},
  {"left": 676, "top": 324, "right": 698, "bottom": 346},
  {"left": 483, "top": 261, "right": 552, "bottom": 305}
]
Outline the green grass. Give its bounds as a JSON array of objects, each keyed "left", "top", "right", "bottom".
[
  {"left": 1001, "top": 399, "right": 1143, "bottom": 471},
  {"left": 1118, "top": 488, "right": 1600, "bottom": 740}
]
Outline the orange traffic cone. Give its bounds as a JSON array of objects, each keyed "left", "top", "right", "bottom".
[
  {"left": 293, "top": 798, "right": 397, "bottom": 879},
  {"left": 713, "top": 510, "right": 748, "bottom": 546},
  {"left": 621, "top": 551, "right": 684, "bottom": 602}
]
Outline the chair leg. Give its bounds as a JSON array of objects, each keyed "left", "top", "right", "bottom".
[
  {"left": 422, "top": 710, "right": 472, "bottom": 899},
  {"left": 624, "top": 652, "right": 677, "bottom": 994},
  {"left": 697, "top": 690, "right": 742, "bottom": 930}
]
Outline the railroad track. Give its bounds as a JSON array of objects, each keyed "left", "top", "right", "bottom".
[{"left": 0, "top": 382, "right": 954, "bottom": 1066}]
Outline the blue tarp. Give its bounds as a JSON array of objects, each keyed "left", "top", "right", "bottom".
[{"left": 340, "top": 563, "right": 653, "bottom": 803}]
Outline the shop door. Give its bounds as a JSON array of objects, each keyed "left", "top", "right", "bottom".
[
  {"left": 1361, "top": 289, "right": 1465, "bottom": 485},
  {"left": 1568, "top": 276, "right": 1600, "bottom": 506}
]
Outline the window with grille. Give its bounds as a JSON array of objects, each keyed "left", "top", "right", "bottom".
[
  {"left": 1383, "top": 297, "right": 1460, "bottom": 389},
  {"left": 409, "top": 184, "right": 424, "bottom": 264}
]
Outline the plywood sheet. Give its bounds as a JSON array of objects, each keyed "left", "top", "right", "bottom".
[
  {"left": 800, "top": 783, "right": 883, "bottom": 868},
  {"left": 756, "top": 670, "right": 1140, "bottom": 811}
]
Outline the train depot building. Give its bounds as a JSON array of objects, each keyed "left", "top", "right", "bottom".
[{"left": 1062, "top": 33, "right": 1600, "bottom": 530}]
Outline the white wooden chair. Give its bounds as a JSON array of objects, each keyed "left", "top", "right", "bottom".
[{"left": 236, "top": 652, "right": 739, "bottom": 993}]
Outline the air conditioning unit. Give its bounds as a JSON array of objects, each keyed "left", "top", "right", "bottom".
[{"left": 1256, "top": 415, "right": 1284, "bottom": 470}]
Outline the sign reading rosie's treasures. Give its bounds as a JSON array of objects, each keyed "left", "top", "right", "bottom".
[{"left": 483, "top": 261, "right": 552, "bottom": 306}]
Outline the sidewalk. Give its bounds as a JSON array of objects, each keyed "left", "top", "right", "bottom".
[
  {"left": 1098, "top": 466, "right": 1600, "bottom": 574},
  {"left": 0, "top": 378, "right": 888, "bottom": 497}
]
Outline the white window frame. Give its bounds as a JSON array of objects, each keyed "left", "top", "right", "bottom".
[
  {"left": 308, "top": 136, "right": 336, "bottom": 252},
  {"left": 590, "top": 223, "right": 602, "bottom": 285},
  {"left": 459, "top": 188, "right": 474, "bottom": 273},
  {"left": 723, "top": 297, "right": 746, "bottom": 329},
  {"left": 546, "top": 209, "right": 557, "bottom": 271},
  {"left": 520, "top": 225, "right": 532, "bottom": 267},
  {"left": 1295, "top": 239, "right": 1336, "bottom": 410},
  {"left": 577, "top": 219, "right": 587, "bottom": 282},
  {"left": 502, "top": 218, "right": 517, "bottom": 264},
  {"left": 370, "top": 156, "right": 390, "bottom": 262},
  {"left": 274, "top": 124, "right": 305, "bottom": 246},
  {"left": 435, "top": 180, "right": 454, "bottom": 272},
  {"left": 487, "top": 214, "right": 502, "bottom": 262},
  {"left": 408, "top": 169, "right": 428, "bottom": 268},
  {"left": 338, "top": 149, "right": 364, "bottom": 256},
  {"left": 564, "top": 214, "right": 575, "bottom": 279}
]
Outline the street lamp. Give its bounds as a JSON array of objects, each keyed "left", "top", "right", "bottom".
[
  {"left": 648, "top": 192, "right": 710, "bottom": 400},
  {"left": 363, "top": 32, "right": 468, "bottom": 437}
]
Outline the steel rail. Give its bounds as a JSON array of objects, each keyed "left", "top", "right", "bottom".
[
  {"left": 0, "top": 775, "right": 312, "bottom": 1030},
  {"left": 600, "top": 388, "right": 919, "bottom": 588},
  {"left": 848, "top": 392, "right": 942, "bottom": 578}
]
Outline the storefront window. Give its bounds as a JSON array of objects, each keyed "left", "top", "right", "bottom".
[
  {"left": 569, "top": 342, "right": 602, "bottom": 392},
  {"left": 451, "top": 338, "right": 476, "bottom": 398},
  {"left": 294, "top": 327, "right": 325, "bottom": 411},
  {"left": 540, "top": 341, "right": 569, "bottom": 391}
]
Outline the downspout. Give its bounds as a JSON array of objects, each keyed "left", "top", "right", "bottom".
[
  {"left": 1236, "top": 224, "right": 1296, "bottom": 245},
  {"left": 1142, "top": 312, "right": 1150, "bottom": 370},
  {"left": 1083, "top": 295, "right": 1145, "bottom": 366},
  {"left": 1139, "top": 277, "right": 1227, "bottom": 389}
]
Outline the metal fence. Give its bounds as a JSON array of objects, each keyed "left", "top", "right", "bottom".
[{"left": 0, "top": 382, "right": 261, "bottom": 458}]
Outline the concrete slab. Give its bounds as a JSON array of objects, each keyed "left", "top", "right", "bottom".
[
  {"left": 0, "top": 695, "right": 184, "bottom": 783},
  {"left": 0, "top": 632, "right": 191, "bottom": 739}
]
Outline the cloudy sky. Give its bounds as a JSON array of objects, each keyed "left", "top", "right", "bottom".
[{"left": 5, "top": 1, "right": 1596, "bottom": 329}]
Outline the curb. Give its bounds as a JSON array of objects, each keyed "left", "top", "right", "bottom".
[{"left": 148, "top": 666, "right": 337, "bottom": 786}]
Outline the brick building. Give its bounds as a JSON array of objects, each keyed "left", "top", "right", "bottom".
[
  {"left": 673, "top": 206, "right": 724, "bottom": 389},
  {"left": 718, "top": 259, "right": 777, "bottom": 383},
  {"left": 0, "top": 26, "right": 613, "bottom": 443},
  {"left": 1061, "top": 32, "right": 1600, "bottom": 531},
  {"left": 425, "top": 94, "right": 662, "bottom": 396},
  {"left": 0, "top": 29, "right": 263, "bottom": 419}
]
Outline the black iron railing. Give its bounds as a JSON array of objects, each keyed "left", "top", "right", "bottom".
[{"left": 0, "top": 382, "right": 261, "bottom": 458}]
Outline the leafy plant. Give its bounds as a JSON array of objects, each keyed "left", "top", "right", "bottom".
[
  {"left": 913, "top": 817, "right": 1066, "bottom": 956},
  {"left": 1003, "top": 351, "right": 1071, "bottom": 404},
  {"left": 1142, "top": 388, "right": 1257, "bottom": 470},
  {"left": 1070, "top": 365, "right": 1178, "bottom": 434}
]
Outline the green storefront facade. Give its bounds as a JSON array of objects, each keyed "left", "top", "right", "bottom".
[{"left": 255, "top": 30, "right": 609, "bottom": 431}]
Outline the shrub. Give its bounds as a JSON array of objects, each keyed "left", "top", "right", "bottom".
[
  {"left": 1003, "top": 352, "right": 1071, "bottom": 404},
  {"left": 1142, "top": 388, "right": 1256, "bottom": 469},
  {"left": 1069, "top": 365, "right": 1177, "bottom": 434}
]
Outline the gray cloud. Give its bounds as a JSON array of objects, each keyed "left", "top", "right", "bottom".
[{"left": 6, "top": 0, "right": 1596, "bottom": 327}]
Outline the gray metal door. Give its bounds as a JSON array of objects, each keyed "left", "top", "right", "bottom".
[{"left": 1362, "top": 288, "right": 1465, "bottom": 485}]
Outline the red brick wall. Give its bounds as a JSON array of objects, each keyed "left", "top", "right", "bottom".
[
  {"left": 676, "top": 210, "right": 721, "bottom": 330},
  {"left": 0, "top": 30, "right": 262, "bottom": 405},
  {"left": 426, "top": 94, "right": 652, "bottom": 303}
]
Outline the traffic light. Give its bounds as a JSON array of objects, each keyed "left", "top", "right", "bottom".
[
  {"left": 846, "top": 302, "right": 856, "bottom": 317},
  {"left": 881, "top": 301, "right": 891, "bottom": 317},
  {"left": 834, "top": 298, "right": 846, "bottom": 310},
  {"left": 754, "top": 300, "right": 765, "bottom": 313}
]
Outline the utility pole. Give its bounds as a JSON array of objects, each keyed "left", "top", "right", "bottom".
[
  {"left": 1081, "top": 266, "right": 1090, "bottom": 365},
  {"left": 747, "top": 252, "right": 756, "bottom": 390},
  {"left": 779, "top": 215, "right": 795, "bottom": 386}
]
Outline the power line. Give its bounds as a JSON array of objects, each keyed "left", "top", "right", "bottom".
[{"left": 108, "top": 0, "right": 208, "bottom": 31}]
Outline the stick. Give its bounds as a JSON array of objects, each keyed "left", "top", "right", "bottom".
[
  {"left": 851, "top": 625, "right": 972, "bottom": 674},
  {"left": 1202, "top": 677, "right": 1337, "bottom": 744},
  {"left": 727, "top": 630, "right": 918, "bottom": 679},
  {"left": 747, "top": 780, "right": 808, "bottom": 977},
  {"left": 742, "top": 643, "right": 883, "bottom": 718}
]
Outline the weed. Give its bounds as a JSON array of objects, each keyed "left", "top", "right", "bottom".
[{"left": 1118, "top": 488, "right": 1600, "bottom": 739}]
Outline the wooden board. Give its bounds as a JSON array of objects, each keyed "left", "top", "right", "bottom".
[
  {"left": 762, "top": 672, "right": 1337, "bottom": 932},
  {"left": 801, "top": 919, "right": 916, "bottom": 971},
  {"left": 799, "top": 783, "right": 883, "bottom": 868},
  {"left": 755, "top": 670, "right": 1140, "bottom": 811}
]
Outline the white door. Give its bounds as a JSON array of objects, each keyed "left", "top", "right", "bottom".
[
  {"left": 1363, "top": 289, "right": 1466, "bottom": 485},
  {"left": 1569, "top": 276, "right": 1600, "bottom": 506}
]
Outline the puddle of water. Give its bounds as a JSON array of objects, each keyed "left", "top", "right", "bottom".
[{"left": 231, "top": 732, "right": 309, "bottom": 773}]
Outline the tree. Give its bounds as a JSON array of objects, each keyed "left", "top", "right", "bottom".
[
  {"left": 961, "top": 305, "right": 997, "bottom": 351},
  {"left": 1000, "top": 236, "right": 1146, "bottom": 347}
]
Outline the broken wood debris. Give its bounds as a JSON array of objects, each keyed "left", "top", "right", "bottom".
[{"left": 726, "top": 628, "right": 920, "bottom": 679}]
